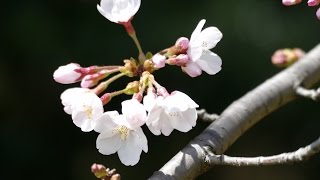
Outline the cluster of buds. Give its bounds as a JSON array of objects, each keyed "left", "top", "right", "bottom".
[
  {"left": 53, "top": 0, "right": 222, "bottom": 167},
  {"left": 282, "top": 0, "right": 320, "bottom": 19},
  {"left": 91, "top": 163, "right": 121, "bottom": 180},
  {"left": 271, "top": 48, "right": 305, "bottom": 68}
]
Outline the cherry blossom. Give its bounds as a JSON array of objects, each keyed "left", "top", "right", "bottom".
[
  {"left": 71, "top": 91, "right": 104, "bottom": 132},
  {"left": 282, "top": 0, "right": 302, "bottom": 6},
  {"left": 97, "top": 0, "right": 141, "bottom": 23},
  {"left": 144, "top": 90, "right": 199, "bottom": 136},
  {"left": 95, "top": 99, "right": 147, "bottom": 166},
  {"left": 53, "top": 63, "right": 81, "bottom": 84},
  {"left": 183, "top": 19, "right": 222, "bottom": 77},
  {"left": 60, "top": 87, "right": 90, "bottom": 114}
]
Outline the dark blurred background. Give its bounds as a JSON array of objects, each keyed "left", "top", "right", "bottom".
[{"left": 1, "top": 0, "right": 320, "bottom": 179}]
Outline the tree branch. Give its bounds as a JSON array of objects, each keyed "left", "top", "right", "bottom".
[
  {"left": 149, "top": 44, "right": 320, "bottom": 180},
  {"left": 204, "top": 137, "right": 320, "bottom": 166}
]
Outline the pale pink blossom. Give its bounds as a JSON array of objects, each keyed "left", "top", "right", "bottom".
[
  {"left": 97, "top": 0, "right": 141, "bottom": 23},
  {"left": 282, "top": 0, "right": 302, "bottom": 6},
  {"left": 152, "top": 53, "right": 166, "bottom": 69},
  {"left": 183, "top": 19, "right": 222, "bottom": 77},
  {"left": 95, "top": 99, "right": 147, "bottom": 166},
  {"left": 317, "top": 7, "right": 320, "bottom": 20},
  {"left": 53, "top": 63, "right": 82, "bottom": 84},
  {"left": 144, "top": 90, "right": 199, "bottom": 136},
  {"left": 71, "top": 91, "right": 104, "bottom": 132},
  {"left": 60, "top": 87, "right": 90, "bottom": 114}
]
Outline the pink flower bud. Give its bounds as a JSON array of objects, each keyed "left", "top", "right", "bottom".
[
  {"left": 282, "top": 0, "right": 302, "bottom": 6},
  {"left": 157, "top": 87, "right": 169, "bottom": 97},
  {"left": 152, "top": 53, "right": 166, "bottom": 69},
  {"left": 317, "top": 7, "right": 320, "bottom": 20},
  {"left": 100, "top": 93, "right": 112, "bottom": 105},
  {"left": 91, "top": 163, "right": 108, "bottom": 178},
  {"left": 53, "top": 63, "right": 82, "bottom": 84},
  {"left": 271, "top": 48, "right": 305, "bottom": 68},
  {"left": 308, "top": 0, "right": 320, "bottom": 6},
  {"left": 81, "top": 75, "right": 95, "bottom": 88},
  {"left": 167, "top": 54, "right": 190, "bottom": 66},
  {"left": 175, "top": 37, "right": 189, "bottom": 53}
]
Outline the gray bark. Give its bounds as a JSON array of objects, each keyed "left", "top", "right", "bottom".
[{"left": 148, "top": 44, "right": 320, "bottom": 180}]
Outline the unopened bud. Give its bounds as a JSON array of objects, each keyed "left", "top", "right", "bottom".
[
  {"left": 271, "top": 48, "right": 305, "bottom": 68},
  {"left": 282, "top": 0, "right": 302, "bottom": 6},
  {"left": 100, "top": 93, "right": 112, "bottom": 105},
  {"left": 167, "top": 54, "right": 190, "bottom": 66},
  {"left": 121, "top": 59, "right": 138, "bottom": 77},
  {"left": 91, "top": 163, "right": 108, "bottom": 179},
  {"left": 53, "top": 63, "right": 82, "bottom": 84},
  {"left": 81, "top": 70, "right": 110, "bottom": 88},
  {"left": 143, "top": 59, "right": 154, "bottom": 73},
  {"left": 133, "top": 93, "right": 143, "bottom": 102},
  {"left": 157, "top": 86, "right": 169, "bottom": 97},
  {"left": 308, "top": 0, "right": 320, "bottom": 6},
  {"left": 125, "top": 81, "right": 140, "bottom": 95},
  {"left": 151, "top": 53, "right": 166, "bottom": 69},
  {"left": 175, "top": 37, "right": 189, "bottom": 53}
]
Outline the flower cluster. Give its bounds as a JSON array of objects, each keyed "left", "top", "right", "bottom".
[
  {"left": 282, "top": 0, "right": 320, "bottom": 19},
  {"left": 54, "top": 0, "right": 222, "bottom": 166}
]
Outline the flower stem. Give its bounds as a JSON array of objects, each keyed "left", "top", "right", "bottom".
[
  {"left": 93, "top": 73, "right": 127, "bottom": 95},
  {"left": 122, "top": 20, "right": 146, "bottom": 64}
]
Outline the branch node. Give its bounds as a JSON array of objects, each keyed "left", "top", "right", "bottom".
[
  {"left": 294, "top": 82, "right": 320, "bottom": 101},
  {"left": 197, "top": 109, "right": 219, "bottom": 123}
]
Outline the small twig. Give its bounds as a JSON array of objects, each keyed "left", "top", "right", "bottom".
[
  {"left": 197, "top": 109, "right": 219, "bottom": 123},
  {"left": 294, "top": 83, "right": 320, "bottom": 101},
  {"left": 205, "top": 137, "right": 320, "bottom": 166}
]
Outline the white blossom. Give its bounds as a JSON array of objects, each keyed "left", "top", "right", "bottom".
[
  {"left": 53, "top": 63, "right": 82, "bottom": 84},
  {"left": 183, "top": 19, "right": 222, "bottom": 77},
  {"left": 144, "top": 91, "right": 199, "bottom": 136},
  {"left": 95, "top": 99, "right": 147, "bottom": 166},
  {"left": 71, "top": 92, "right": 104, "bottom": 132},
  {"left": 60, "top": 88, "right": 90, "bottom": 114},
  {"left": 97, "top": 0, "right": 141, "bottom": 23}
]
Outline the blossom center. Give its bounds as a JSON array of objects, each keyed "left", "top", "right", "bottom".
[
  {"left": 168, "top": 111, "right": 179, "bottom": 117},
  {"left": 115, "top": 125, "right": 130, "bottom": 140},
  {"left": 83, "top": 105, "right": 93, "bottom": 120}
]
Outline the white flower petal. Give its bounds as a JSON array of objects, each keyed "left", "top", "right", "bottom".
[
  {"left": 159, "top": 113, "right": 174, "bottom": 136},
  {"left": 143, "top": 93, "right": 156, "bottom": 112},
  {"left": 94, "top": 111, "right": 119, "bottom": 133},
  {"left": 96, "top": 132, "right": 122, "bottom": 155},
  {"left": 182, "top": 61, "right": 202, "bottom": 77},
  {"left": 190, "top": 19, "right": 206, "bottom": 44},
  {"left": 117, "top": 132, "right": 143, "bottom": 166},
  {"left": 134, "top": 127, "right": 148, "bottom": 153},
  {"left": 184, "top": 108, "right": 198, "bottom": 128},
  {"left": 168, "top": 111, "right": 193, "bottom": 133},
  {"left": 121, "top": 99, "right": 146, "bottom": 128},
  {"left": 187, "top": 45, "right": 202, "bottom": 61},
  {"left": 196, "top": 51, "right": 222, "bottom": 75},
  {"left": 171, "top": 91, "right": 199, "bottom": 108},
  {"left": 197, "top": 27, "right": 222, "bottom": 50},
  {"left": 72, "top": 110, "right": 95, "bottom": 132},
  {"left": 146, "top": 106, "right": 162, "bottom": 135}
]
